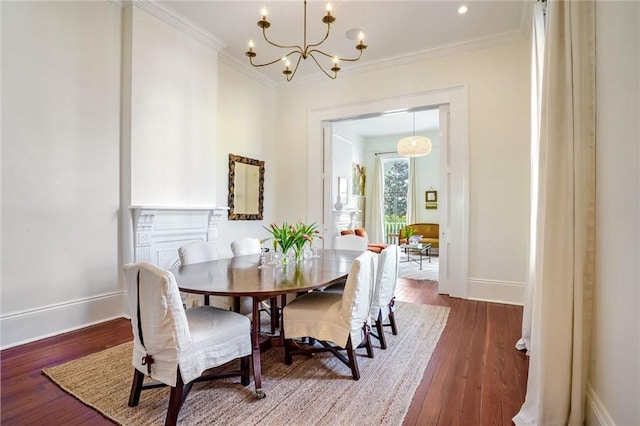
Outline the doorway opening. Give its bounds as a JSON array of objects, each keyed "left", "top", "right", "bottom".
[{"left": 307, "top": 87, "right": 469, "bottom": 298}]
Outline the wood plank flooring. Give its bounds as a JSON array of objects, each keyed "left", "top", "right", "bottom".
[{"left": 1, "top": 277, "right": 528, "bottom": 425}]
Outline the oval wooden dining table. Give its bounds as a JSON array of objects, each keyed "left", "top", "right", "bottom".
[{"left": 170, "top": 248, "right": 361, "bottom": 399}]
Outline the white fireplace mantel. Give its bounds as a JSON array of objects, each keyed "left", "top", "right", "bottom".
[{"left": 129, "top": 205, "right": 229, "bottom": 269}]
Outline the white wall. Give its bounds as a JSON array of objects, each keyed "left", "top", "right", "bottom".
[
  {"left": 214, "top": 62, "right": 277, "bottom": 257},
  {"left": 126, "top": 6, "right": 218, "bottom": 206},
  {"left": 589, "top": 2, "right": 640, "bottom": 425},
  {"left": 1, "top": 1, "right": 123, "bottom": 348},
  {"left": 276, "top": 41, "right": 530, "bottom": 302}
]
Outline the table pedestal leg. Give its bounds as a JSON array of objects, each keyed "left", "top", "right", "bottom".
[{"left": 251, "top": 298, "right": 265, "bottom": 399}]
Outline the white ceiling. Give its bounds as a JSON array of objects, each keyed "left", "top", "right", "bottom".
[
  {"left": 157, "top": 0, "right": 530, "bottom": 136},
  {"left": 332, "top": 109, "right": 440, "bottom": 139}
]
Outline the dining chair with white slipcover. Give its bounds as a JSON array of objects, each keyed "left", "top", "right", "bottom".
[
  {"left": 368, "top": 244, "right": 400, "bottom": 349},
  {"left": 230, "top": 237, "right": 262, "bottom": 256},
  {"left": 125, "top": 262, "right": 253, "bottom": 426},
  {"left": 282, "top": 250, "right": 377, "bottom": 380},
  {"left": 333, "top": 234, "right": 368, "bottom": 252}
]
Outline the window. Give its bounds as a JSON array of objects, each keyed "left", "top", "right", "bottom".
[{"left": 383, "top": 157, "right": 409, "bottom": 234}]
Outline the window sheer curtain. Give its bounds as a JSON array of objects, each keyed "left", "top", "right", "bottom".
[
  {"left": 517, "top": 0, "right": 546, "bottom": 355},
  {"left": 369, "top": 154, "right": 385, "bottom": 244},
  {"left": 513, "top": 1, "right": 596, "bottom": 425},
  {"left": 407, "top": 158, "right": 419, "bottom": 224}
]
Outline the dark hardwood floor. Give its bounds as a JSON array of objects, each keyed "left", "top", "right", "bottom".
[{"left": 1, "top": 277, "right": 528, "bottom": 425}]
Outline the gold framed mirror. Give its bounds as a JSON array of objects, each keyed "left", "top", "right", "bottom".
[{"left": 228, "top": 154, "right": 265, "bottom": 220}]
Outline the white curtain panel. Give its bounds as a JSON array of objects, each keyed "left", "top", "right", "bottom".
[
  {"left": 370, "top": 154, "right": 385, "bottom": 243},
  {"left": 517, "top": 0, "right": 547, "bottom": 354},
  {"left": 513, "top": 1, "right": 596, "bottom": 425},
  {"left": 407, "top": 157, "right": 419, "bottom": 224}
]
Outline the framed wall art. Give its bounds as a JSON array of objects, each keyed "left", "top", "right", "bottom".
[{"left": 425, "top": 189, "right": 438, "bottom": 209}]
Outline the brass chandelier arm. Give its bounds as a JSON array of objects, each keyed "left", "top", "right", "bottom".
[
  {"left": 308, "top": 52, "right": 338, "bottom": 80},
  {"left": 307, "top": 47, "right": 365, "bottom": 63},
  {"left": 248, "top": 53, "right": 295, "bottom": 68},
  {"left": 284, "top": 54, "right": 304, "bottom": 82},
  {"left": 304, "top": 23, "right": 332, "bottom": 51},
  {"left": 260, "top": 26, "right": 303, "bottom": 52}
]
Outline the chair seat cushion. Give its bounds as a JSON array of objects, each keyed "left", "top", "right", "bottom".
[
  {"left": 283, "top": 292, "right": 350, "bottom": 348},
  {"left": 178, "top": 307, "right": 251, "bottom": 384}
]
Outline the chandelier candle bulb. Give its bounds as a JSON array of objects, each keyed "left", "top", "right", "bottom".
[
  {"left": 283, "top": 59, "right": 292, "bottom": 76},
  {"left": 261, "top": 7, "right": 267, "bottom": 20}
]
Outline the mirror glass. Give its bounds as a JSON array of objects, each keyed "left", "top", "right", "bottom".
[{"left": 228, "top": 154, "right": 264, "bottom": 220}]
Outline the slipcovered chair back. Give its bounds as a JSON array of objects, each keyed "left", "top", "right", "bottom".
[
  {"left": 334, "top": 234, "right": 368, "bottom": 252},
  {"left": 178, "top": 241, "right": 219, "bottom": 265},
  {"left": 340, "top": 250, "right": 378, "bottom": 347},
  {"left": 369, "top": 244, "right": 399, "bottom": 323},
  {"left": 125, "top": 262, "right": 191, "bottom": 387},
  {"left": 231, "top": 237, "right": 262, "bottom": 256}
]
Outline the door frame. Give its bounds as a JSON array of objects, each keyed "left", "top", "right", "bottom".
[{"left": 306, "top": 86, "right": 469, "bottom": 298}]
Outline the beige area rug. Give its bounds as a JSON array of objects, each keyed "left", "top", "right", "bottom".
[
  {"left": 43, "top": 302, "right": 449, "bottom": 426},
  {"left": 398, "top": 254, "right": 439, "bottom": 281}
]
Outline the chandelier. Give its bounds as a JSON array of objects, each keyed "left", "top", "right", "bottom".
[
  {"left": 245, "top": 1, "right": 368, "bottom": 81},
  {"left": 397, "top": 112, "right": 432, "bottom": 157}
]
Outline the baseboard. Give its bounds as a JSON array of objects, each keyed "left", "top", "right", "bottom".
[
  {"left": 0, "top": 291, "right": 127, "bottom": 350},
  {"left": 586, "top": 383, "right": 615, "bottom": 426},
  {"left": 467, "top": 278, "right": 524, "bottom": 305}
]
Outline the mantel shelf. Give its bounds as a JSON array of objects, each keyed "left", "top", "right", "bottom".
[{"left": 129, "top": 205, "right": 229, "bottom": 211}]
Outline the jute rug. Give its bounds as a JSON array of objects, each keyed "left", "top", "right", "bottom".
[
  {"left": 398, "top": 255, "right": 439, "bottom": 281},
  {"left": 43, "top": 301, "right": 449, "bottom": 426}
]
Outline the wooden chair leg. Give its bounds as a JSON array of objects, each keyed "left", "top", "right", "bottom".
[
  {"left": 375, "top": 311, "right": 388, "bottom": 350},
  {"left": 345, "top": 337, "right": 360, "bottom": 380},
  {"left": 166, "top": 371, "right": 193, "bottom": 426},
  {"left": 363, "top": 324, "right": 374, "bottom": 358},
  {"left": 128, "top": 368, "right": 145, "bottom": 407},
  {"left": 270, "top": 297, "right": 278, "bottom": 334},
  {"left": 240, "top": 355, "right": 250, "bottom": 386},
  {"left": 388, "top": 300, "right": 398, "bottom": 335},
  {"left": 284, "top": 339, "right": 293, "bottom": 365}
]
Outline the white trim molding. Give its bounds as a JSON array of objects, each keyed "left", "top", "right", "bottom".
[
  {"left": 132, "top": 0, "right": 226, "bottom": 52},
  {"left": 467, "top": 278, "right": 524, "bottom": 306},
  {"left": 308, "top": 86, "right": 469, "bottom": 299},
  {"left": 281, "top": 30, "right": 526, "bottom": 91},
  {"left": 0, "top": 291, "right": 127, "bottom": 350},
  {"left": 586, "top": 384, "right": 616, "bottom": 426}
]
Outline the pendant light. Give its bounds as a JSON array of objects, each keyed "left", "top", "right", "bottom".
[{"left": 397, "top": 112, "right": 432, "bottom": 157}]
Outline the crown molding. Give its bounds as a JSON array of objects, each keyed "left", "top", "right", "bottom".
[
  {"left": 277, "top": 29, "right": 528, "bottom": 91},
  {"left": 218, "top": 52, "right": 278, "bottom": 91},
  {"left": 131, "top": 0, "right": 226, "bottom": 52},
  {"left": 520, "top": 0, "right": 535, "bottom": 39},
  {"left": 116, "top": 1, "right": 528, "bottom": 92}
]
